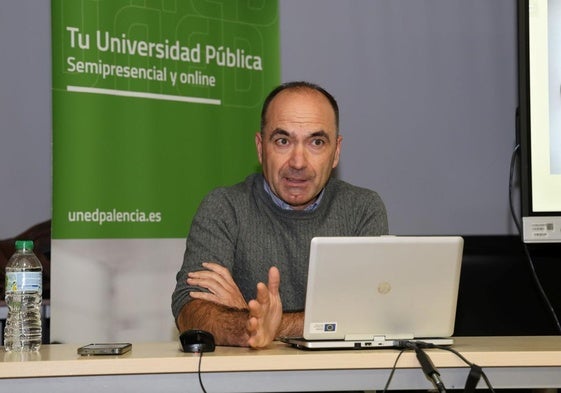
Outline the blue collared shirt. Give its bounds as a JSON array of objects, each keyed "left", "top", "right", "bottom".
[{"left": 263, "top": 179, "right": 324, "bottom": 212}]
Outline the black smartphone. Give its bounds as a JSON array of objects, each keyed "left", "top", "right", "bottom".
[{"left": 77, "top": 343, "right": 132, "bottom": 356}]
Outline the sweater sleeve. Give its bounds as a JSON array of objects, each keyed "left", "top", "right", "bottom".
[{"left": 171, "top": 188, "right": 238, "bottom": 320}]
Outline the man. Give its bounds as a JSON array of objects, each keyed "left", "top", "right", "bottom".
[{"left": 172, "top": 81, "right": 388, "bottom": 348}]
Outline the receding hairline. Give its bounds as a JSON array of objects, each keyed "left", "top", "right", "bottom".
[{"left": 260, "top": 81, "right": 340, "bottom": 134}]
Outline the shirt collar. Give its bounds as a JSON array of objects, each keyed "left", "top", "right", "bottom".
[{"left": 263, "top": 179, "right": 324, "bottom": 212}]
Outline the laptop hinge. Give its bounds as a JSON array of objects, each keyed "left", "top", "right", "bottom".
[{"left": 344, "top": 333, "right": 415, "bottom": 342}]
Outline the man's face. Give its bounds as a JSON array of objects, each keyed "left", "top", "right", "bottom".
[{"left": 255, "top": 88, "right": 342, "bottom": 210}]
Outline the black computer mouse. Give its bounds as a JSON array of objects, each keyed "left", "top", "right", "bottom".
[{"left": 179, "top": 329, "right": 216, "bottom": 353}]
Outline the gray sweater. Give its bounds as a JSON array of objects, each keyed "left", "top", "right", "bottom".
[{"left": 171, "top": 173, "right": 388, "bottom": 319}]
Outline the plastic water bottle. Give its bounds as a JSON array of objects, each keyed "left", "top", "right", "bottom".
[{"left": 4, "top": 240, "right": 43, "bottom": 352}]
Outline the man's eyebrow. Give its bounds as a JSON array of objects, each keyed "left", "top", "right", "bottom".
[
  {"left": 269, "top": 128, "right": 290, "bottom": 140},
  {"left": 268, "top": 128, "right": 331, "bottom": 141},
  {"left": 310, "top": 130, "right": 330, "bottom": 140}
]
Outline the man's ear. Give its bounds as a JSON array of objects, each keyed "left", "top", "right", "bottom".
[
  {"left": 255, "top": 132, "right": 263, "bottom": 165},
  {"left": 332, "top": 135, "right": 343, "bottom": 168}
]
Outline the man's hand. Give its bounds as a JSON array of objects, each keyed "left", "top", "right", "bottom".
[
  {"left": 180, "top": 265, "right": 300, "bottom": 348},
  {"left": 187, "top": 262, "right": 248, "bottom": 310},
  {"left": 246, "top": 266, "right": 283, "bottom": 348}
]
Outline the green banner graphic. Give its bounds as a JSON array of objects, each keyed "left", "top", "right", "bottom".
[{"left": 52, "top": 0, "right": 280, "bottom": 239}]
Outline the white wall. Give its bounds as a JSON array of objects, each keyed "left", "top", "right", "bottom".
[
  {"left": 0, "top": 0, "right": 519, "bottom": 239},
  {"left": 280, "top": 0, "right": 519, "bottom": 235},
  {"left": 0, "top": 0, "right": 51, "bottom": 238}
]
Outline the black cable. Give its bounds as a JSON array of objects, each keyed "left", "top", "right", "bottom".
[
  {"left": 396, "top": 341, "right": 447, "bottom": 393},
  {"left": 464, "top": 363, "right": 484, "bottom": 393},
  {"left": 197, "top": 352, "right": 208, "bottom": 393},
  {"left": 509, "top": 144, "right": 561, "bottom": 334},
  {"left": 413, "top": 341, "right": 496, "bottom": 393},
  {"left": 509, "top": 144, "right": 521, "bottom": 233},
  {"left": 386, "top": 342, "right": 449, "bottom": 392},
  {"left": 383, "top": 341, "right": 498, "bottom": 393},
  {"left": 381, "top": 347, "right": 408, "bottom": 393},
  {"left": 433, "top": 345, "right": 495, "bottom": 393},
  {"left": 414, "top": 345, "right": 447, "bottom": 393}
]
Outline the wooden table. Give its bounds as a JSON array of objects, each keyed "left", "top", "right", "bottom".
[{"left": 1, "top": 336, "right": 561, "bottom": 392}]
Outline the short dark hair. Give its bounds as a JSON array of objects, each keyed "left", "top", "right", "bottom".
[{"left": 260, "top": 81, "right": 339, "bottom": 133}]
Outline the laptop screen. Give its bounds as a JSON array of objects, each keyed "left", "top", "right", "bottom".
[{"left": 302, "top": 236, "right": 464, "bottom": 342}]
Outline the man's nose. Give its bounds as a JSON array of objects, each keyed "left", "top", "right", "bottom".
[{"left": 288, "top": 144, "right": 307, "bottom": 169}]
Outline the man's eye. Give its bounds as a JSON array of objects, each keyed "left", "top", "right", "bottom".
[
  {"left": 311, "top": 139, "right": 325, "bottom": 146},
  {"left": 275, "top": 138, "right": 289, "bottom": 145}
]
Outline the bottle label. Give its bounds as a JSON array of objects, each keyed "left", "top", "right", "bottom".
[{"left": 5, "top": 272, "right": 42, "bottom": 293}]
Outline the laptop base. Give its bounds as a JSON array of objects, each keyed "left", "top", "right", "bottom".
[{"left": 280, "top": 336, "right": 454, "bottom": 350}]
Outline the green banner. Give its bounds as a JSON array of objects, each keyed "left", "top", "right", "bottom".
[{"left": 52, "top": 0, "right": 280, "bottom": 239}]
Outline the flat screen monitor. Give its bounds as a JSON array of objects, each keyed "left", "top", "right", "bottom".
[{"left": 517, "top": 0, "right": 561, "bottom": 243}]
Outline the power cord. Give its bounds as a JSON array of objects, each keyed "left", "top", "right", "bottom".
[
  {"left": 414, "top": 344, "right": 447, "bottom": 393},
  {"left": 508, "top": 144, "right": 561, "bottom": 334},
  {"left": 382, "top": 340, "right": 496, "bottom": 393},
  {"left": 396, "top": 341, "right": 447, "bottom": 393},
  {"left": 433, "top": 345, "right": 495, "bottom": 393}
]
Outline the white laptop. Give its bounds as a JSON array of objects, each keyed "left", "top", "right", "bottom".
[{"left": 281, "top": 236, "right": 464, "bottom": 349}]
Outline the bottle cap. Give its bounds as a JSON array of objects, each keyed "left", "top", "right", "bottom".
[{"left": 15, "top": 240, "right": 34, "bottom": 251}]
